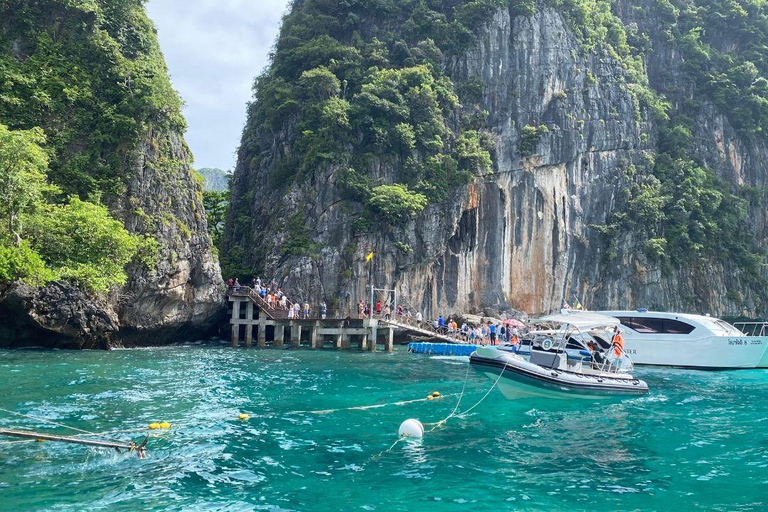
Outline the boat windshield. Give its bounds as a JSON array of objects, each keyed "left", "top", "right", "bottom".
[{"left": 696, "top": 317, "right": 744, "bottom": 336}]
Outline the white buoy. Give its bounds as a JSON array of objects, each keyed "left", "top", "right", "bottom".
[{"left": 398, "top": 419, "right": 424, "bottom": 438}]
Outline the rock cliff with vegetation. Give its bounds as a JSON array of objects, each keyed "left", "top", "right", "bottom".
[
  {"left": 224, "top": 0, "right": 768, "bottom": 319},
  {"left": 0, "top": 0, "right": 224, "bottom": 348}
]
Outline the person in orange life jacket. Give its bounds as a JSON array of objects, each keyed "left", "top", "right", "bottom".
[{"left": 611, "top": 327, "right": 625, "bottom": 357}]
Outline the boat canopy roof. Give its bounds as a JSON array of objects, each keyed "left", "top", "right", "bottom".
[{"left": 534, "top": 312, "right": 621, "bottom": 329}]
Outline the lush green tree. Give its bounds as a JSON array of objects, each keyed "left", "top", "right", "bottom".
[
  {"left": 0, "top": 124, "right": 53, "bottom": 246},
  {"left": 0, "top": 241, "right": 52, "bottom": 286},
  {"left": 367, "top": 184, "right": 428, "bottom": 223},
  {"left": 25, "top": 198, "right": 147, "bottom": 293},
  {"left": 203, "top": 189, "right": 230, "bottom": 249}
]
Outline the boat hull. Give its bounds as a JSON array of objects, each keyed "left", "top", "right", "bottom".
[
  {"left": 624, "top": 335, "right": 768, "bottom": 369},
  {"left": 470, "top": 349, "right": 648, "bottom": 400}
]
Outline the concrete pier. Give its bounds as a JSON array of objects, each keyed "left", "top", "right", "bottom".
[{"left": 228, "top": 293, "right": 399, "bottom": 351}]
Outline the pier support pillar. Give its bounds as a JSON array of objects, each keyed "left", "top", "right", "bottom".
[
  {"left": 371, "top": 322, "right": 378, "bottom": 351},
  {"left": 274, "top": 324, "right": 285, "bottom": 349},
  {"left": 290, "top": 323, "right": 301, "bottom": 347},
  {"left": 335, "top": 331, "right": 343, "bottom": 349},
  {"left": 231, "top": 323, "right": 239, "bottom": 348},
  {"left": 245, "top": 324, "right": 253, "bottom": 348},
  {"left": 385, "top": 327, "right": 394, "bottom": 352},
  {"left": 258, "top": 317, "right": 266, "bottom": 348},
  {"left": 310, "top": 322, "right": 319, "bottom": 349},
  {"left": 341, "top": 333, "right": 350, "bottom": 350},
  {"left": 362, "top": 333, "right": 372, "bottom": 352}
]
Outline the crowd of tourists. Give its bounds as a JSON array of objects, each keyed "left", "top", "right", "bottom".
[
  {"left": 429, "top": 315, "right": 523, "bottom": 345},
  {"left": 228, "top": 281, "right": 528, "bottom": 341},
  {"left": 226, "top": 277, "right": 329, "bottom": 320},
  {"left": 355, "top": 300, "right": 421, "bottom": 324},
  {"left": 352, "top": 298, "right": 525, "bottom": 345}
]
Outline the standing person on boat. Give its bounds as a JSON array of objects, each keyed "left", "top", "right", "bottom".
[
  {"left": 587, "top": 341, "right": 605, "bottom": 366},
  {"left": 612, "top": 327, "right": 625, "bottom": 357}
]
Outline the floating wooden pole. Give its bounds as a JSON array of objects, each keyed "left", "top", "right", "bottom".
[{"left": 0, "top": 429, "right": 148, "bottom": 458}]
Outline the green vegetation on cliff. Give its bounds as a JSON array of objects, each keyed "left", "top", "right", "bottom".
[
  {"left": 578, "top": 0, "right": 768, "bottom": 277},
  {"left": 0, "top": 123, "right": 153, "bottom": 292},
  {"left": 228, "top": 0, "right": 767, "bottom": 287},
  {"left": 243, "top": 0, "right": 499, "bottom": 203},
  {"left": 0, "top": 0, "right": 182, "bottom": 292}
]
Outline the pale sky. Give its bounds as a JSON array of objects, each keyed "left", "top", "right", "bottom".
[{"left": 146, "top": 0, "right": 291, "bottom": 171}]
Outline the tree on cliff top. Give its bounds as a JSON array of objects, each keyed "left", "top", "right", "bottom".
[
  {"left": 0, "top": 123, "right": 153, "bottom": 293},
  {"left": 0, "top": 124, "right": 51, "bottom": 246}
]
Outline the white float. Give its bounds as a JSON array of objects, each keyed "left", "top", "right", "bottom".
[{"left": 398, "top": 419, "right": 424, "bottom": 438}]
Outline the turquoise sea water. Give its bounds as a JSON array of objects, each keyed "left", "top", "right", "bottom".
[{"left": 1, "top": 345, "right": 767, "bottom": 511}]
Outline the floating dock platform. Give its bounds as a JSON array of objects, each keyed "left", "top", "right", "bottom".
[{"left": 407, "top": 342, "right": 477, "bottom": 356}]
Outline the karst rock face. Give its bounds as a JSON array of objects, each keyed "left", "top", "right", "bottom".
[
  {"left": 108, "top": 127, "right": 226, "bottom": 346},
  {"left": 225, "top": 1, "right": 768, "bottom": 319},
  {"left": 0, "top": 1, "right": 225, "bottom": 348}
]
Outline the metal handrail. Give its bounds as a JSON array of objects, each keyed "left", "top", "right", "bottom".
[
  {"left": 733, "top": 322, "right": 768, "bottom": 337},
  {"left": 542, "top": 326, "right": 634, "bottom": 374}
]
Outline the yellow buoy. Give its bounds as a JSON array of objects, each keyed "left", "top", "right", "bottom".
[
  {"left": 432, "top": 391, "right": 441, "bottom": 397},
  {"left": 426, "top": 395, "right": 434, "bottom": 401},
  {"left": 148, "top": 423, "right": 161, "bottom": 430},
  {"left": 159, "top": 422, "right": 171, "bottom": 429},
  {"left": 238, "top": 413, "right": 250, "bottom": 420}
]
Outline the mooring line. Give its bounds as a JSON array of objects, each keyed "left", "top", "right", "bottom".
[
  {"left": 290, "top": 394, "right": 457, "bottom": 415},
  {"left": 0, "top": 407, "right": 149, "bottom": 445},
  {"left": 423, "top": 364, "right": 471, "bottom": 432},
  {"left": 0, "top": 407, "right": 105, "bottom": 437}
]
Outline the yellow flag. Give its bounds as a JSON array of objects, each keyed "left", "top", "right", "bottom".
[{"left": 366, "top": 251, "right": 374, "bottom": 261}]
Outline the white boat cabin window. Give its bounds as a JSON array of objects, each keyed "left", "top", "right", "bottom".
[{"left": 616, "top": 317, "right": 695, "bottom": 334}]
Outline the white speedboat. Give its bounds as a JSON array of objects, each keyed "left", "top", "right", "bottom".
[
  {"left": 596, "top": 310, "right": 768, "bottom": 369},
  {"left": 470, "top": 313, "right": 649, "bottom": 399}
]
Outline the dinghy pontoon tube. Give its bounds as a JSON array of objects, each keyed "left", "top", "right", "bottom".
[{"left": 470, "top": 313, "right": 649, "bottom": 399}]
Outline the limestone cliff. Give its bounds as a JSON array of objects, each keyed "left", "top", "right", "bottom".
[
  {"left": 0, "top": 0, "right": 224, "bottom": 347},
  {"left": 224, "top": 0, "right": 768, "bottom": 319}
]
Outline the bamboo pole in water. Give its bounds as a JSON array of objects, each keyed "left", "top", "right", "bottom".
[{"left": 0, "top": 429, "right": 147, "bottom": 458}]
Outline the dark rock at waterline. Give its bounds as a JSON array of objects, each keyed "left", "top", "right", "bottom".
[{"left": 0, "top": 282, "right": 119, "bottom": 349}]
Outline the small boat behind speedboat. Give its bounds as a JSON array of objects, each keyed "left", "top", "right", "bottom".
[{"left": 470, "top": 313, "right": 649, "bottom": 399}]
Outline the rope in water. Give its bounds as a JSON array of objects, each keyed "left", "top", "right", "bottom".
[
  {"left": 0, "top": 407, "right": 98, "bottom": 436},
  {"left": 289, "top": 394, "right": 457, "bottom": 415},
  {"left": 361, "top": 361, "right": 506, "bottom": 466},
  {"left": 0, "top": 406, "right": 179, "bottom": 446},
  {"left": 0, "top": 361, "right": 509, "bottom": 453},
  {"left": 423, "top": 360, "right": 508, "bottom": 432}
]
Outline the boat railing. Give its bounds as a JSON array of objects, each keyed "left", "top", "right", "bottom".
[
  {"left": 549, "top": 334, "right": 633, "bottom": 374},
  {"left": 733, "top": 322, "right": 768, "bottom": 337}
]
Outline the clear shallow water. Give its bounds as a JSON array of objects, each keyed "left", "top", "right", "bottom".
[{"left": 0, "top": 346, "right": 767, "bottom": 512}]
